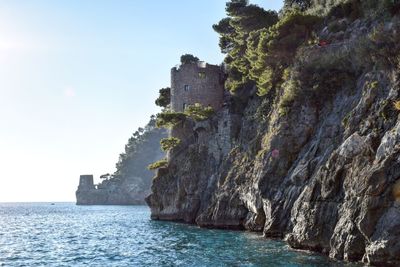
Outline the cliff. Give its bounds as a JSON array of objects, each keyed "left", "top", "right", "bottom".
[
  {"left": 146, "top": 3, "right": 400, "bottom": 266},
  {"left": 76, "top": 117, "right": 167, "bottom": 205}
]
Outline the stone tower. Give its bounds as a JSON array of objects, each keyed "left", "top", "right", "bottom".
[
  {"left": 171, "top": 61, "right": 225, "bottom": 112},
  {"left": 77, "top": 175, "right": 95, "bottom": 191}
]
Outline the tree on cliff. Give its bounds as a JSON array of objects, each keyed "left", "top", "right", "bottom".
[
  {"left": 155, "top": 87, "right": 171, "bottom": 108},
  {"left": 213, "top": 0, "right": 321, "bottom": 96},
  {"left": 100, "top": 173, "right": 111, "bottom": 180},
  {"left": 213, "top": 0, "right": 278, "bottom": 93},
  {"left": 180, "top": 54, "right": 199, "bottom": 64},
  {"left": 110, "top": 116, "right": 167, "bottom": 190},
  {"left": 284, "top": 0, "right": 312, "bottom": 11}
]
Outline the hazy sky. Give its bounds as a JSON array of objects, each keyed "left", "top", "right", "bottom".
[{"left": 0, "top": 0, "right": 283, "bottom": 202}]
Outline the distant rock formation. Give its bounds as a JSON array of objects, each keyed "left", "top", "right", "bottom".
[
  {"left": 76, "top": 116, "right": 167, "bottom": 205},
  {"left": 76, "top": 174, "right": 152, "bottom": 205}
]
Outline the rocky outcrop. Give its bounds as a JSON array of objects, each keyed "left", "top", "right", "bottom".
[
  {"left": 76, "top": 174, "right": 155, "bottom": 205},
  {"left": 76, "top": 118, "right": 167, "bottom": 205},
  {"left": 147, "top": 18, "right": 400, "bottom": 266}
]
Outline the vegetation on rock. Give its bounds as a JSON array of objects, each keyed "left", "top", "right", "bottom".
[
  {"left": 184, "top": 103, "right": 215, "bottom": 121},
  {"left": 112, "top": 116, "right": 166, "bottom": 185},
  {"left": 155, "top": 87, "right": 171, "bottom": 108},
  {"left": 155, "top": 103, "right": 214, "bottom": 129},
  {"left": 148, "top": 1, "right": 400, "bottom": 266},
  {"left": 213, "top": 0, "right": 279, "bottom": 93},
  {"left": 160, "top": 137, "right": 181, "bottom": 151},
  {"left": 213, "top": 1, "right": 321, "bottom": 96},
  {"left": 77, "top": 115, "right": 167, "bottom": 204},
  {"left": 156, "top": 111, "right": 186, "bottom": 128},
  {"left": 147, "top": 158, "right": 168, "bottom": 170}
]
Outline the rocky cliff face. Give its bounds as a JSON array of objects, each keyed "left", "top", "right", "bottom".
[{"left": 146, "top": 17, "right": 400, "bottom": 266}]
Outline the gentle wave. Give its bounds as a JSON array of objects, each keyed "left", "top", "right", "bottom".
[{"left": 0, "top": 203, "right": 361, "bottom": 267}]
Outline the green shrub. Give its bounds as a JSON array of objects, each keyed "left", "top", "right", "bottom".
[
  {"left": 278, "top": 42, "right": 358, "bottom": 115},
  {"left": 213, "top": 1, "right": 279, "bottom": 93},
  {"left": 184, "top": 103, "right": 215, "bottom": 121},
  {"left": 147, "top": 159, "right": 168, "bottom": 170},
  {"left": 156, "top": 111, "right": 186, "bottom": 128},
  {"left": 160, "top": 137, "right": 181, "bottom": 151},
  {"left": 279, "top": 78, "right": 299, "bottom": 115},
  {"left": 247, "top": 11, "right": 321, "bottom": 96},
  {"left": 155, "top": 87, "right": 171, "bottom": 108},
  {"left": 284, "top": 0, "right": 312, "bottom": 11},
  {"left": 326, "top": 0, "right": 363, "bottom": 20},
  {"left": 255, "top": 67, "right": 276, "bottom": 96},
  {"left": 180, "top": 54, "right": 199, "bottom": 64}
]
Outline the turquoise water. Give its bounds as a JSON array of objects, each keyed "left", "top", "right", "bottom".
[{"left": 0, "top": 203, "right": 361, "bottom": 267}]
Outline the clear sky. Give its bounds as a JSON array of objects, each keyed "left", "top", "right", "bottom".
[{"left": 0, "top": 0, "right": 283, "bottom": 202}]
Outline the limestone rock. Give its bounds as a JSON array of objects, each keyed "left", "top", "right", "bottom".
[{"left": 146, "top": 20, "right": 400, "bottom": 266}]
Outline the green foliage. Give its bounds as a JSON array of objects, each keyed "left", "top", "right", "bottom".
[
  {"left": 109, "top": 115, "right": 167, "bottom": 190},
  {"left": 278, "top": 39, "right": 358, "bottom": 115},
  {"left": 160, "top": 137, "right": 181, "bottom": 151},
  {"left": 180, "top": 54, "right": 199, "bottom": 64},
  {"left": 279, "top": 78, "right": 300, "bottom": 115},
  {"left": 327, "top": 0, "right": 363, "bottom": 20},
  {"left": 156, "top": 111, "right": 186, "bottom": 128},
  {"left": 214, "top": 0, "right": 322, "bottom": 96},
  {"left": 184, "top": 103, "right": 215, "bottom": 121},
  {"left": 212, "top": 18, "right": 235, "bottom": 54},
  {"left": 147, "top": 159, "right": 168, "bottom": 170},
  {"left": 213, "top": 0, "right": 279, "bottom": 93},
  {"left": 284, "top": 0, "right": 312, "bottom": 11},
  {"left": 155, "top": 87, "right": 171, "bottom": 108},
  {"left": 248, "top": 11, "right": 321, "bottom": 95},
  {"left": 155, "top": 104, "right": 214, "bottom": 129}
]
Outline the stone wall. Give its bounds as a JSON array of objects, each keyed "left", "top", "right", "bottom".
[{"left": 171, "top": 62, "right": 224, "bottom": 112}]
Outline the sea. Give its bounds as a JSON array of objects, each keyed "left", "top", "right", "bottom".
[{"left": 0, "top": 203, "right": 363, "bottom": 267}]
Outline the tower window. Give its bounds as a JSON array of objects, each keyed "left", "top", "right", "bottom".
[
  {"left": 183, "top": 103, "right": 188, "bottom": 110},
  {"left": 184, "top": 85, "right": 190, "bottom": 91},
  {"left": 198, "top": 72, "right": 206, "bottom": 78}
]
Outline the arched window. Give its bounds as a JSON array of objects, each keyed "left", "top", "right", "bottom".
[{"left": 184, "top": 85, "right": 190, "bottom": 91}]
